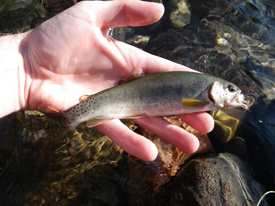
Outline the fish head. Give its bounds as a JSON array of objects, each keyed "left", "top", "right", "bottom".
[{"left": 209, "top": 81, "right": 249, "bottom": 110}]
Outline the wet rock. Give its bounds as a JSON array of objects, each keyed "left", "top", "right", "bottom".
[
  {"left": 43, "top": 0, "right": 76, "bottom": 13},
  {"left": 52, "top": 159, "right": 130, "bottom": 206},
  {"left": 216, "top": 136, "right": 250, "bottom": 164},
  {"left": 169, "top": 0, "right": 191, "bottom": 27},
  {"left": 158, "top": 153, "right": 267, "bottom": 206},
  {"left": 126, "top": 35, "right": 150, "bottom": 48},
  {"left": 125, "top": 116, "right": 214, "bottom": 205},
  {"left": 0, "top": 0, "right": 51, "bottom": 32},
  {"left": 111, "top": 27, "right": 126, "bottom": 42},
  {"left": 0, "top": 111, "right": 124, "bottom": 205},
  {"left": 0, "top": 111, "right": 213, "bottom": 205}
]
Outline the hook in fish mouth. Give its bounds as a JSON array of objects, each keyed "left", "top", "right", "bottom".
[
  {"left": 232, "top": 91, "right": 250, "bottom": 111},
  {"left": 242, "top": 100, "right": 250, "bottom": 111}
]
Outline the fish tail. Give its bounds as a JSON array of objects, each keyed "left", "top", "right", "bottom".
[{"left": 45, "top": 112, "right": 72, "bottom": 142}]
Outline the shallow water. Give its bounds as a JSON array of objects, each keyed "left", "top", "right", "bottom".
[
  {"left": 115, "top": 0, "right": 275, "bottom": 203},
  {"left": 119, "top": 0, "right": 275, "bottom": 158}
]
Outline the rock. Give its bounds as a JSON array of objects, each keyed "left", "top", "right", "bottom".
[
  {"left": 124, "top": 116, "right": 214, "bottom": 205},
  {"left": 0, "top": 111, "right": 124, "bottom": 205},
  {"left": 158, "top": 153, "right": 267, "bottom": 206},
  {"left": 43, "top": 0, "right": 76, "bottom": 13},
  {"left": 0, "top": 0, "right": 52, "bottom": 32},
  {"left": 169, "top": 0, "right": 191, "bottom": 27},
  {"left": 0, "top": 111, "right": 213, "bottom": 205},
  {"left": 126, "top": 35, "right": 150, "bottom": 48}
]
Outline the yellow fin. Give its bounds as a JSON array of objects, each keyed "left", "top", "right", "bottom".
[
  {"left": 125, "top": 114, "right": 148, "bottom": 119},
  {"left": 181, "top": 99, "right": 209, "bottom": 108},
  {"left": 86, "top": 119, "right": 109, "bottom": 127}
]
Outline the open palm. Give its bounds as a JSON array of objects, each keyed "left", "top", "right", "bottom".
[{"left": 23, "top": 0, "right": 214, "bottom": 161}]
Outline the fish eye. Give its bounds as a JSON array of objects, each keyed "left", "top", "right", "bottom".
[{"left": 228, "top": 84, "right": 237, "bottom": 92}]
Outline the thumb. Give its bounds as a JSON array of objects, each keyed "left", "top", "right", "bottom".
[
  {"left": 80, "top": 0, "right": 164, "bottom": 34},
  {"left": 103, "top": 0, "right": 164, "bottom": 27}
]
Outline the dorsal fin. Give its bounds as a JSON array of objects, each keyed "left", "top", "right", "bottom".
[
  {"left": 118, "top": 74, "right": 144, "bottom": 85},
  {"left": 77, "top": 74, "right": 144, "bottom": 103}
]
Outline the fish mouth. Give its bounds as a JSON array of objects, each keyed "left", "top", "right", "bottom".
[
  {"left": 229, "top": 90, "right": 250, "bottom": 110},
  {"left": 242, "top": 101, "right": 250, "bottom": 110},
  {"left": 233, "top": 90, "right": 250, "bottom": 110},
  {"left": 208, "top": 81, "right": 250, "bottom": 110},
  {"left": 240, "top": 98, "right": 250, "bottom": 111}
]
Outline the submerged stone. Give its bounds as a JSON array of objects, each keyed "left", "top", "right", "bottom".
[
  {"left": 170, "top": 0, "right": 191, "bottom": 27},
  {"left": 158, "top": 153, "right": 267, "bottom": 206}
]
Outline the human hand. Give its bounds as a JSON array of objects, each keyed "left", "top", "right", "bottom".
[{"left": 21, "top": 0, "right": 214, "bottom": 161}]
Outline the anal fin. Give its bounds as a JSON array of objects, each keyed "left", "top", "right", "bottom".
[{"left": 86, "top": 119, "right": 109, "bottom": 127}]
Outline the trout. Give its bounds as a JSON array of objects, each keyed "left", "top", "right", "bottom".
[{"left": 52, "top": 71, "right": 248, "bottom": 136}]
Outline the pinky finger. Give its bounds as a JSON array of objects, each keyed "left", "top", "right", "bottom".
[
  {"left": 177, "top": 112, "right": 214, "bottom": 134},
  {"left": 134, "top": 116, "right": 200, "bottom": 154},
  {"left": 95, "top": 119, "right": 158, "bottom": 161}
]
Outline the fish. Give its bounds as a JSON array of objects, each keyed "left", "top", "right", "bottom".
[{"left": 48, "top": 71, "right": 249, "bottom": 137}]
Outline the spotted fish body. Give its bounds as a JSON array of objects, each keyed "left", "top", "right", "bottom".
[{"left": 58, "top": 72, "right": 248, "bottom": 135}]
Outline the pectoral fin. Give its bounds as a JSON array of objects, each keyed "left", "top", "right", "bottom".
[
  {"left": 181, "top": 99, "right": 209, "bottom": 108},
  {"left": 86, "top": 119, "right": 109, "bottom": 127},
  {"left": 86, "top": 114, "right": 147, "bottom": 127}
]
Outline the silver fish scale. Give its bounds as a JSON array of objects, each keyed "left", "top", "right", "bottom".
[{"left": 60, "top": 72, "right": 245, "bottom": 130}]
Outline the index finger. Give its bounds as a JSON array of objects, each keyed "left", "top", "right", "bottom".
[
  {"left": 117, "top": 40, "right": 199, "bottom": 74},
  {"left": 142, "top": 51, "right": 199, "bottom": 74}
]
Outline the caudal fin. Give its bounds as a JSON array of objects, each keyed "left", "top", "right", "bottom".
[{"left": 45, "top": 112, "right": 71, "bottom": 142}]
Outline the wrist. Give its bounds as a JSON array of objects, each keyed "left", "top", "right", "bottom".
[{"left": 0, "top": 32, "right": 29, "bottom": 118}]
